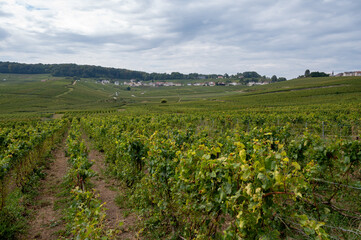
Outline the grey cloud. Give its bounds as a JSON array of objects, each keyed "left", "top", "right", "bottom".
[
  {"left": 0, "top": 28, "right": 9, "bottom": 40},
  {"left": 24, "top": 4, "right": 48, "bottom": 11},
  {"left": 40, "top": 31, "right": 164, "bottom": 53},
  {"left": 0, "top": 10, "right": 13, "bottom": 17}
]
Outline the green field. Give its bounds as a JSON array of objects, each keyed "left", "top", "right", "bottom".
[{"left": 1, "top": 73, "right": 361, "bottom": 117}]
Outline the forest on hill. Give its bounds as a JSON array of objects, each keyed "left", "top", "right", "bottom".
[{"left": 0, "top": 61, "right": 286, "bottom": 83}]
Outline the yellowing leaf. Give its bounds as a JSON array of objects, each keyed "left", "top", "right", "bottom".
[
  {"left": 292, "top": 161, "right": 301, "bottom": 171},
  {"left": 245, "top": 183, "right": 252, "bottom": 196},
  {"left": 239, "top": 219, "right": 245, "bottom": 228},
  {"left": 235, "top": 141, "right": 245, "bottom": 149},
  {"left": 239, "top": 149, "right": 247, "bottom": 162}
]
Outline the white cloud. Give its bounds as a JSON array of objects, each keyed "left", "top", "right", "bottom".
[{"left": 0, "top": 0, "right": 360, "bottom": 78}]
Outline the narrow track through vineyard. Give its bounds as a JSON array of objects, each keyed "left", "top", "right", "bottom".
[
  {"left": 22, "top": 135, "right": 68, "bottom": 240},
  {"left": 18, "top": 128, "right": 140, "bottom": 239},
  {"left": 83, "top": 133, "right": 139, "bottom": 239}
]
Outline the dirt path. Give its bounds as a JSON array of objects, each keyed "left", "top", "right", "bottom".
[
  {"left": 55, "top": 87, "right": 74, "bottom": 98},
  {"left": 22, "top": 135, "right": 68, "bottom": 240},
  {"left": 83, "top": 134, "right": 139, "bottom": 239}
]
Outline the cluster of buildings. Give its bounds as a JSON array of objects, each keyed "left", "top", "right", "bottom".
[
  {"left": 96, "top": 79, "right": 271, "bottom": 88},
  {"left": 187, "top": 81, "right": 247, "bottom": 86},
  {"left": 247, "top": 82, "right": 270, "bottom": 86},
  {"left": 119, "top": 79, "right": 244, "bottom": 87},
  {"left": 188, "top": 82, "right": 231, "bottom": 86},
  {"left": 334, "top": 71, "right": 361, "bottom": 77},
  {"left": 99, "top": 79, "right": 111, "bottom": 85},
  {"left": 123, "top": 80, "right": 182, "bottom": 87}
]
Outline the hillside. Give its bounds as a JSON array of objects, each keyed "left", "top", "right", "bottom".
[
  {"left": 0, "top": 73, "right": 360, "bottom": 117},
  {"left": 0, "top": 61, "right": 285, "bottom": 83}
]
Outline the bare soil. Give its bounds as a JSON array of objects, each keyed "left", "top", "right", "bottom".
[
  {"left": 52, "top": 114, "right": 64, "bottom": 119},
  {"left": 83, "top": 134, "right": 139, "bottom": 239},
  {"left": 22, "top": 136, "right": 68, "bottom": 240}
]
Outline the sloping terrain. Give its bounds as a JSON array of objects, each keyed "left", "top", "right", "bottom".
[{"left": 1, "top": 73, "right": 361, "bottom": 115}]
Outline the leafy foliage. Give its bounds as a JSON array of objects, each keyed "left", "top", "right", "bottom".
[
  {"left": 82, "top": 113, "right": 361, "bottom": 239},
  {"left": 0, "top": 119, "right": 67, "bottom": 239},
  {"left": 63, "top": 119, "right": 117, "bottom": 239}
]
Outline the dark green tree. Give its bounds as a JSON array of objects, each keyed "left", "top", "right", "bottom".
[
  {"left": 271, "top": 75, "right": 278, "bottom": 82},
  {"left": 305, "top": 69, "right": 310, "bottom": 77},
  {"left": 310, "top": 71, "right": 329, "bottom": 77},
  {"left": 242, "top": 71, "right": 261, "bottom": 79}
]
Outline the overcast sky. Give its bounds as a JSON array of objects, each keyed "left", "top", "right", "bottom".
[{"left": 0, "top": 0, "right": 360, "bottom": 79}]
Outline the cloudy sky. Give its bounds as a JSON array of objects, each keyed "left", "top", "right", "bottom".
[{"left": 0, "top": 0, "right": 360, "bottom": 78}]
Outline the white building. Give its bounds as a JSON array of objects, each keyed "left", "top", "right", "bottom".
[
  {"left": 247, "top": 82, "right": 269, "bottom": 86},
  {"left": 343, "top": 71, "right": 361, "bottom": 76}
]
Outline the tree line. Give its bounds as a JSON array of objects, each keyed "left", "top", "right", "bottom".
[
  {"left": 298, "top": 69, "right": 330, "bottom": 78},
  {"left": 0, "top": 61, "right": 286, "bottom": 82}
]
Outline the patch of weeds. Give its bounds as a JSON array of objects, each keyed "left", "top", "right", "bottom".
[
  {"left": 99, "top": 167, "right": 106, "bottom": 176},
  {"left": 43, "top": 156, "right": 55, "bottom": 170},
  {"left": 49, "top": 219, "right": 61, "bottom": 228},
  {"left": 21, "top": 166, "right": 46, "bottom": 196},
  {"left": 122, "top": 209, "right": 131, "bottom": 218},
  {"left": 48, "top": 183, "right": 60, "bottom": 195},
  {"left": 0, "top": 190, "right": 28, "bottom": 239},
  {"left": 53, "top": 199, "right": 66, "bottom": 212},
  {"left": 108, "top": 185, "right": 118, "bottom": 191},
  {"left": 115, "top": 193, "right": 128, "bottom": 208},
  {"left": 55, "top": 228, "right": 69, "bottom": 238},
  {"left": 0, "top": 161, "right": 55, "bottom": 239},
  {"left": 54, "top": 182, "right": 72, "bottom": 211}
]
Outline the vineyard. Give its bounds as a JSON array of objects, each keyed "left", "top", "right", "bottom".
[
  {"left": 0, "top": 119, "right": 67, "bottom": 238},
  {"left": 79, "top": 112, "right": 361, "bottom": 239},
  {"left": 0, "top": 75, "right": 360, "bottom": 239}
]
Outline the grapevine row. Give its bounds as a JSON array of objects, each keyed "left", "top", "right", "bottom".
[
  {"left": 64, "top": 118, "right": 116, "bottom": 239},
  {"left": 0, "top": 119, "right": 67, "bottom": 211}
]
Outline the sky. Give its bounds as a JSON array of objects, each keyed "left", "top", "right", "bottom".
[{"left": 0, "top": 0, "right": 360, "bottom": 79}]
